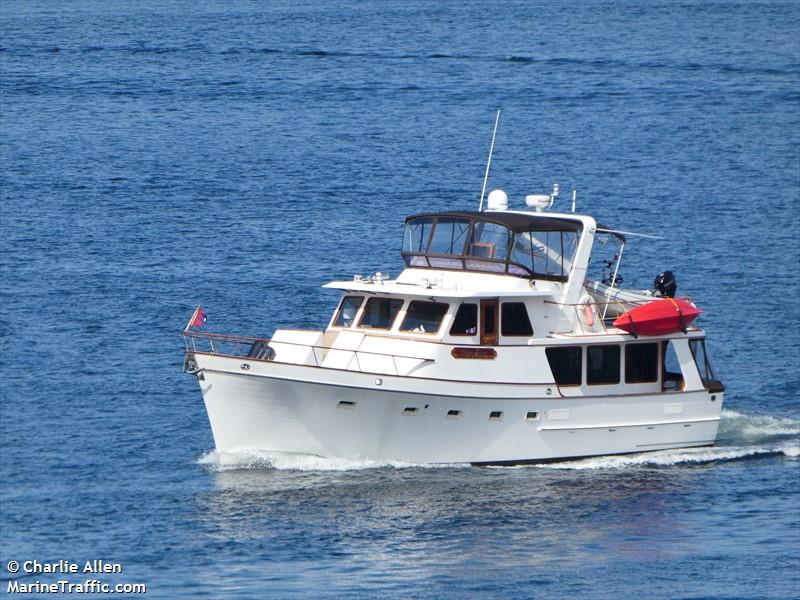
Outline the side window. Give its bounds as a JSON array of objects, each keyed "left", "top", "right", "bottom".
[
  {"left": 501, "top": 302, "right": 533, "bottom": 336},
  {"left": 450, "top": 304, "right": 478, "bottom": 336},
  {"left": 586, "top": 345, "right": 621, "bottom": 385},
  {"left": 662, "top": 340, "right": 684, "bottom": 390},
  {"left": 546, "top": 347, "right": 582, "bottom": 385},
  {"left": 625, "top": 343, "right": 659, "bottom": 383},
  {"left": 358, "top": 298, "right": 403, "bottom": 330},
  {"left": 400, "top": 301, "right": 449, "bottom": 334},
  {"left": 333, "top": 296, "right": 363, "bottom": 328},
  {"left": 689, "top": 339, "right": 718, "bottom": 381}
]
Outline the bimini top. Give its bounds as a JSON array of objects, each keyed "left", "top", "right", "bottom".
[{"left": 401, "top": 211, "right": 584, "bottom": 282}]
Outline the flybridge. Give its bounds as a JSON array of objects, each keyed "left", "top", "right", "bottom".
[{"left": 401, "top": 210, "right": 587, "bottom": 282}]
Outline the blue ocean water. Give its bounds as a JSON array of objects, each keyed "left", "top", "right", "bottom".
[{"left": 1, "top": 0, "right": 799, "bottom": 597}]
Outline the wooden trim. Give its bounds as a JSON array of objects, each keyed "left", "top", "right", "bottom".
[
  {"left": 451, "top": 347, "right": 497, "bottom": 359},
  {"left": 480, "top": 299, "right": 498, "bottom": 346}
]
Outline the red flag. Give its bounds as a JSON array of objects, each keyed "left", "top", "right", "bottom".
[{"left": 192, "top": 308, "right": 207, "bottom": 328}]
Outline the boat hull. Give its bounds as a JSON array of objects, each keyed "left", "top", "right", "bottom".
[{"left": 194, "top": 353, "right": 723, "bottom": 465}]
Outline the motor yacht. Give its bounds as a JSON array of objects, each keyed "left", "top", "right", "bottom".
[{"left": 182, "top": 187, "right": 724, "bottom": 465}]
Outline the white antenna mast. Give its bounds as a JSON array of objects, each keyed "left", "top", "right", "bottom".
[
  {"left": 478, "top": 109, "right": 501, "bottom": 211},
  {"left": 571, "top": 188, "right": 577, "bottom": 213}
]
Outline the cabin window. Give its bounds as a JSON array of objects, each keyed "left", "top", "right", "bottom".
[
  {"left": 625, "top": 343, "right": 659, "bottom": 383},
  {"left": 450, "top": 304, "right": 478, "bottom": 336},
  {"left": 501, "top": 302, "right": 533, "bottom": 336},
  {"left": 586, "top": 345, "right": 621, "bottom": 385},
  {"left": 358, "top": 298, "right": 403, "bottom": 330},
  {"left": 333, "top": 296, "right": 363, "bottom": 328},
  {"left": 400, "top": 301, "right": 449, "bottom": 334},
  {"left": 402, "top": 217, "right": 434, "bottom": 254},
  {"left": 662, "top": 341, "right": 684, "bottom": 390},
  {"left": 546, "top": 347, "right": 582, "bottom": 386}
]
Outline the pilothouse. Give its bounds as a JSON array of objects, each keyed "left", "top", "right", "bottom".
[{"left": 183, "top": 183, "right": 724, "bottom": 465}]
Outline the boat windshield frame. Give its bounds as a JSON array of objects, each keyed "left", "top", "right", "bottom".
[{"left": 401, "top": 211, "right": 583, "bottom": 282}]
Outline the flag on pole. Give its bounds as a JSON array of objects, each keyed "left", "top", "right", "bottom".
[
  {"left": 192, "top": 307, "right": 207, "bottom": 328},
  {"left": 186, "top": 306, "right": 207, "bottom": 331}
]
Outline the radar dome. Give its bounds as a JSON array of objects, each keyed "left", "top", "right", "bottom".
[{"left": 486, "top": 189, "right": 508, "bottom": 211}]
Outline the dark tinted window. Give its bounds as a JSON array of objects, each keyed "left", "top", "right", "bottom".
[
  {"left": 625, "top": 343, "right": 659, "bottom": 383},
  {"left": 400, "top": 301, "right": 449, "bottom": 334},
  {"left": 546, "top": 347, "right": 582, "bottom": 385},
  {"left": 450, "top": 304, "right": 478, "bottom": 335},
  {"left": 333, "top": 296, "right": 363, "bottom": 328},
  {"left": 358, "top": 298, "right": 403, "bottom": 330},
  {"left": 501, "top": 302, "right": 533, "bottom": 336},
  {"left": 586, "top": 345, "right": 621, "bottom": 385}
]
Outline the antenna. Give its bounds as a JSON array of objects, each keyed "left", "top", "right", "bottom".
[
  {"left": 478, "top": 109, "right": 501, "bottom": 211},
  {"left": 571, "top": 188, "right": 577, "bottom": 213}
]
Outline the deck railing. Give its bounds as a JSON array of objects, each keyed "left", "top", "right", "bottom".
[
  {"left": 552, "top": 295, "right": 695, "bottom": 336},
  {"left": 183, "top": 330, "right": 435, "bottom": 376}
]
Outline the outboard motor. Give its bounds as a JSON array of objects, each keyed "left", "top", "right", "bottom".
[{"left": 654, "top": 270, "right": 677, "bottom": 298}]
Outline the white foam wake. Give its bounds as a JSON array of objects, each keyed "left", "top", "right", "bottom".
[
  {"left": 537, "top": 409, "right": 800, "bottom": 470},
  {"left": 718, "top": 409, "right": 800, "bottom": 440},
  {"left": 198, "top": 449, "right": 468, "bottom": 472},
  {"left": 536, "top": 442, "right": 799, "bottom": 470}
]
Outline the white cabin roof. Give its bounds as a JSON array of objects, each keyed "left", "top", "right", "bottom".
[{"left": 321, "top": 279, "right": 557, "bottom": 299}]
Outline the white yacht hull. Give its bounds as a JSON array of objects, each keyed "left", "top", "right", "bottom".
[{"left": 194, "top": 353, "right": 722, "bottom": 465}]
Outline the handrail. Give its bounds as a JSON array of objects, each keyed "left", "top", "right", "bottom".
[
  {"left": 545, "top": 294, "right": 694, "bottom": 308},
  {"left": 183, "top": 330, "right": 437, "bottom": 364},
  {"left": 183, "top": 330, "right": 270, "bottom": 344}
]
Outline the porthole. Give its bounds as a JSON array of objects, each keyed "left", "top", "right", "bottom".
[
  {"left": 525, "top": 411, "right": 539, "bottom": 421},
  {"left": 489, "top": 411, "right": 503, "bottom": 420},
  {"left": 402, "top": 407, "right": 418, "bottom": 415},
  {"left": 337, "top": 401, "right": 356, "bottom": 409},
  {"left": 447, "top": 410, "right": 462, "bottom": 419}
]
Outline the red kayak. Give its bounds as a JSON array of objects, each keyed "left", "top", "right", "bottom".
[{"left": 613, "top": 298, "right": 702, "bottom": 337}]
